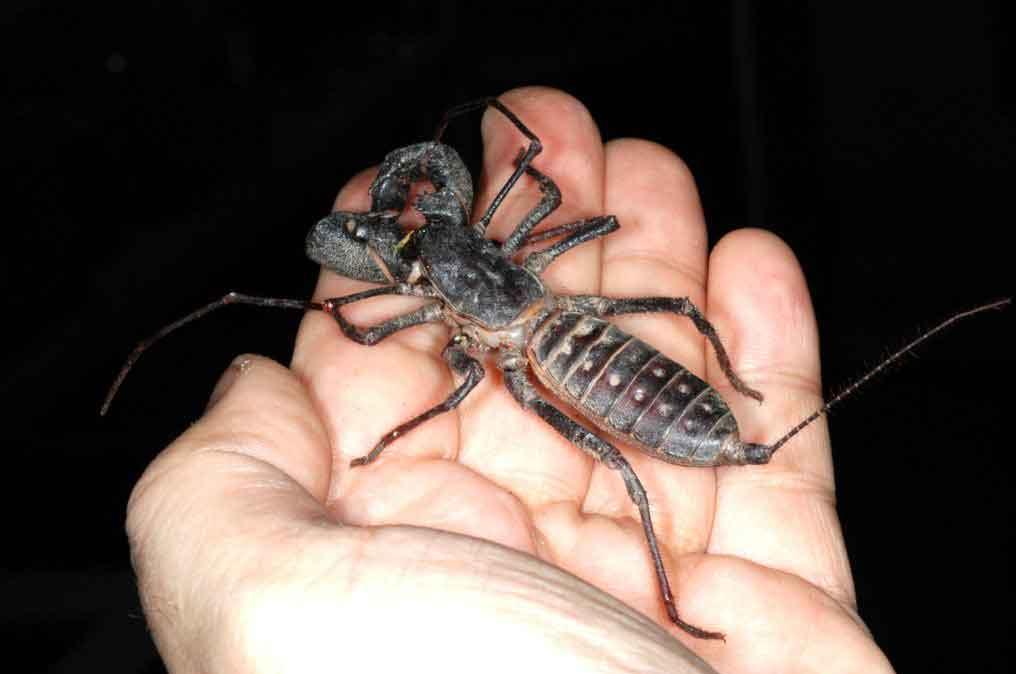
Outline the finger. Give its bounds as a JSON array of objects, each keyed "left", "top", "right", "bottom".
[
  {"left": 705, "top": 229, "right": 854, "bottom": 605},
  {"left": 146, "top": 354, "right": 332, "bottom": 501},
  {"left": 582, "top": 139, "right": 716, "bottom": 555},
  {"left": 457, "top": 88, "right": 609, "bottom": 509},
  {"left": 476, "top": 86, "right": 606, "bottom": 295},
  {"left": 685, "top": 556, "right": 892, "bottom": 673},
  {"left": 292, "top": 168, "right": 455, "bottom": 486}
]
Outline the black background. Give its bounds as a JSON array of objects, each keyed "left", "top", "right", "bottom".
[{"left": 4, "top": 2, "right": 1013, "bottom": 672}]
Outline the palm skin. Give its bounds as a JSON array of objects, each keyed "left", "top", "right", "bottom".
[{"left": 126, "top": 88, "right": 893, "bottom": 673}]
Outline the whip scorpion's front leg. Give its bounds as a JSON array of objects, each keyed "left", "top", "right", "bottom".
[{"left": 348, "top": 339, "right": 485, "bottom": 467}]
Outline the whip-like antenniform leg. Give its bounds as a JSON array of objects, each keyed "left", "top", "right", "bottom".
[{"left": 435, "top": 98, "right": 544, "bottom": 235}]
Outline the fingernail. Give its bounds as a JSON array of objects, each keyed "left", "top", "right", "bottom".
[{"left": 207, "top": 355, "right": 254, "bottom": 410}]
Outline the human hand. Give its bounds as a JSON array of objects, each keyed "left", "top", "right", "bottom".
[{"left": 126, "top": 87, "right": 893, "bottom": 673}]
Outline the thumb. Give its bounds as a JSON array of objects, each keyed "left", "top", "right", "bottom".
[
  {"left": 126, "top": 355, "right": 717, "bottom": 674},
  {"left": 126, "top": 354, "right": 337, "bottom": 671}
]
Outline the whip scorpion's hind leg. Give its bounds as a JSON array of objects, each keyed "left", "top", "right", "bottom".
[{"left": 500, "top": 360, "right": 725, "bottom": 641}]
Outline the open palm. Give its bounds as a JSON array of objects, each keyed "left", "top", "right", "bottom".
[{"left": 127, "top": 87, "right": 892, "bottom": 673}]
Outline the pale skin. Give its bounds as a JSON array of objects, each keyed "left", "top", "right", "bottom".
[{"left": 126, "top": 87, "right": 895, "bottom": 673}]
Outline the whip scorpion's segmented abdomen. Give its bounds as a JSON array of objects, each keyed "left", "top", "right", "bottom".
[{"left": 527, "top": 311, "right": 745, "bottom": 466}]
